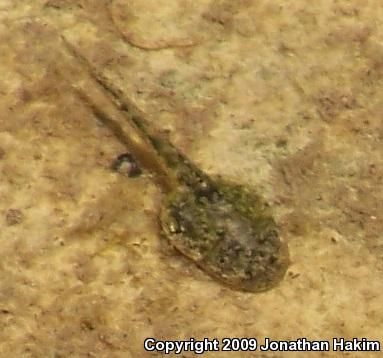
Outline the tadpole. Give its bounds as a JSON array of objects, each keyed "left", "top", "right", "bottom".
[{"left": 65, "top": 44, "right": 290, "bottom": 292}]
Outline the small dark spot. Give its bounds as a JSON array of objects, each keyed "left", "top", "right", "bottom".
[
  {"left": 216, "top": 228, "right": 225, "bottom": 237},
  {"left": 219, "top": 256, "right": 227, "bottom": 264},
  {"left": 81, "top": 319, "right": 95, "bottom": 331},
  {"left": 33, "top": 153, "right": 42, "bottom": 160},
  {"left": 111, "top": 152, "right": 142, "bottom": 178},
  {"left": 288, "top": 271, "right": 300, "bottom": 279},
  {"left": 196, "top": 180, "right": 218, "bottom": 201},
  {"left": 5, "top": 209, "right": 24, "bottom": 226},
  {"left": 268, "top": 255, "right": 277, "bottom": 264},
  {"left": 276, "top": 138, "right": 288, "bottom": 148},
  {"left": 245, "top": 270, "right": 254, "bottom": 278}
]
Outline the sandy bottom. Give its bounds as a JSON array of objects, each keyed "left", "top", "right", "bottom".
[{"left": 0, "top": 1, "right": 382, "bottom": 357}]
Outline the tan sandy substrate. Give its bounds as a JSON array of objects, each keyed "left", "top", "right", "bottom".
[{"left": 0, "top": 1, "right": 382, "bottom": 357}]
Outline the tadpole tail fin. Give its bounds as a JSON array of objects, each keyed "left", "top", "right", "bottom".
[{"left": 62, "top": 35, "right": 207, "bottom": 189}]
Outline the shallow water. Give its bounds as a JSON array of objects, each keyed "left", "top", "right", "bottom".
[{"left": 0, "top": 1, "right": 382, "bottom": 356}]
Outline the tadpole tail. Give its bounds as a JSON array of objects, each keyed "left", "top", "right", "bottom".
[
  {"left": 90, "top": 74, "right": 213, "bottom": 188},
  {"left": 92, "top": 75, "right": 192, "bottom": 172},
  {"left": 62, "top": 35, "right": 207, "bottom": 189}
]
